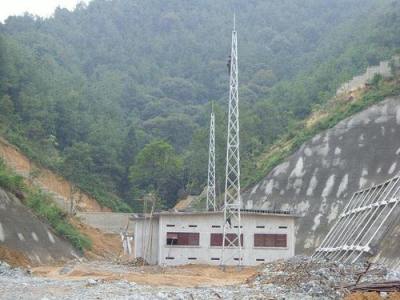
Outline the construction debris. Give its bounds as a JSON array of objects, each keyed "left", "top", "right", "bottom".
[{"left": 349, "top": 281, "right": 400, "bottom": 293}]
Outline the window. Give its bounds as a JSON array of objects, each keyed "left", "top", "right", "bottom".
[
  {"left": 166, "top": 224, "right": 175, "bottom": 227},
  {"left": 211, "top": 257, "right": 220, "bottom": 261},
  {"left": 166, "top": 232, "right": 199, "bottom": 246},
  {"left": 256, "top": 258, "right": 265, "bottom": 262},
  {"left": 210, "top": 233, "right": 243, "bottom": 247},
  {"left": 189, "top": 225, "right": 197, "bottom": 228},
  {"left": 188, "top": 257, "right": 197, "bottom": 260},
  {"left": 278, "top": 226, "right": 287, "bottom": 229},
  {"left": 211, "top": 225, "right": 221, "bottom": 228},
  {"left": 256, "top": 225, "right": 265, "bottom": 229},
  {"left": 165, "top": 257, "right": 174, "bottom": 260},
  {"left": 254, "top": 234, "right": 287, "bottom": 247}
]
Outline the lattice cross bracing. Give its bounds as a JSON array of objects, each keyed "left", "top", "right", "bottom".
[
  {"left": 221, "top": 15, "right": 242, "bottom": 266},
  {"left": 207, "top": 108, "right": 216, "bottom": 211}
]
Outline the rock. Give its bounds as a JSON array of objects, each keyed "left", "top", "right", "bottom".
[
  {"left": 59, "top": 266, "right": 73, "bottom": 275},
  {"left": 0, "top": 261, "right": 10, "bottom": 268},
  {"left": 87, "top": 279, "right": 98, "bottom": 286}
]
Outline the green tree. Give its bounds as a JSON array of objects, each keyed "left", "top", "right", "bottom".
[{"left": 129, "top": 140, "right": 183, "bottom": 210}]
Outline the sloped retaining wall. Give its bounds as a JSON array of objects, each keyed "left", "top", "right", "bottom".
[
  {"left": 242, "top": 97, "right": 400, "bottom": 268},
  {"left": 0, "top": 187, "right": 79, "bottom": 265}
]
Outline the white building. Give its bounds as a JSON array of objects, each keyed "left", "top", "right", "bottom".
[{"left": 132, "top": 209, "right": 297, "bottom": 266}]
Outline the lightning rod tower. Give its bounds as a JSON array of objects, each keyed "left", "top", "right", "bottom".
[
  {"left": 206, "top": 103, "right": 216, "bottom": 211},
  {"left": 221, "top": 14, "right": 242, "bottom": 267}
]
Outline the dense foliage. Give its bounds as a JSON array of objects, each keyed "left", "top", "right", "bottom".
[{"left": 0, "top": 0, "right": 400, "bottom": 210}]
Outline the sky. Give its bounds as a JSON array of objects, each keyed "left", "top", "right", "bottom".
[{"left": 0, "top": 0, "right": 92, "bottom": 23}]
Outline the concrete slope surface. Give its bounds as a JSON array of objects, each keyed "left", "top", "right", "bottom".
[
  {"left": 242, "top": 97, "right": 400, "bottom": 264},
  {"left": 0, "top": 187, "right": 79, "bottom": 265}
]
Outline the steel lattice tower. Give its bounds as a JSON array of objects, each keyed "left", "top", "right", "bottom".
[
  {"left": 206, "top": 103, "right": 216, "bottom": 211},
  {"left": 221, "top": 15, "right": 242, "bottom": 266}
]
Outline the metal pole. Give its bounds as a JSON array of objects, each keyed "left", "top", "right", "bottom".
[
  {"left": 207, "top": 103, "right": 216, "bottom": 211},
  {"left": 221, "top": 14, "right": 242, "bottom": 267}
]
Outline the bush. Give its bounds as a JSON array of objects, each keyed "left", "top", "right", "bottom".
[
  {"left": 0, "top": 158, "right": 24, "bottom": 193},
  {"left": 26, "top": 190, "right": 92, "bottom": 251}
]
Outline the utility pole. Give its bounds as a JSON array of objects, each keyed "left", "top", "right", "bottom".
[
  {"left": 221, "top": 14, "right": 242, "bottom": 267},
  {"left": 207, "top": 102, "right": 216, "bottom": 211}
]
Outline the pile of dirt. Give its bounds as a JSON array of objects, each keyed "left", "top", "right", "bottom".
[
  {"left": 0, "top": 245, "right": 30, "bottom": 267},
  {"left": 69, "top": 218, "right": 122, "bottom": 260}
]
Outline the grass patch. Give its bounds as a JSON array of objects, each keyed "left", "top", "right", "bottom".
[
  {"left": 0, "top": 158, "right": 24, "bottom": 193},
  {"left": 0, "top": 159, "right": 92, "bottom": 251}
]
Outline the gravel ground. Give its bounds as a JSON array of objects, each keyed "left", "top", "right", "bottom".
[{"left": 1, "top": 257, "right": 399, "bottom": 300}]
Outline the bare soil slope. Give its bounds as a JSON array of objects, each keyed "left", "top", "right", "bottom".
[{"left": 0, "top": 137, "right": 109, "bottom": 213}]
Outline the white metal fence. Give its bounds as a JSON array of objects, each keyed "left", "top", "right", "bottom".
[{"left": 313, "top": 175, "right": 400, "bottom": 263}]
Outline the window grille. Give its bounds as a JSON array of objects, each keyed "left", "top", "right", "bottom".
[
  {"left": 254, "top": 234, "right": 287, "bottom": 247},
  {"left": 166, "top": 232, "right": 199, "bottom": 246}
]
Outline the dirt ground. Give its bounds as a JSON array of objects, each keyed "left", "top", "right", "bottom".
[
  {"left": 0, "top": 245, "right": 31, "bottom": 267},
  {"left": 31, "top": 262, "right": 259, "bottom": 288},
  {"left": 69, "top": 218, "right": 123, "bottom": 260}
]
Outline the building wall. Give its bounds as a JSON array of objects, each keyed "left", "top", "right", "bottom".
[
  {"left": 134, "top": 218, "right": 159, "bottom": 265},
  {"left": 155, "top": 213, "right": 295, "bottom": 266}
]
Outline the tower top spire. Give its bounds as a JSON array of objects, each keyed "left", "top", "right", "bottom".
[{"left": 233, "top": 13, "right": 236, "bottom": 31}]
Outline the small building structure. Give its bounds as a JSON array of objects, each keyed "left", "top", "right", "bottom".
[{"left": 132, "top": 209, "right": 297, "bottom": 266}]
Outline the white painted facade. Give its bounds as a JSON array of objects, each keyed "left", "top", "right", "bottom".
[{"left": 132, "top": 211, "right": 296, "bottom": 266}]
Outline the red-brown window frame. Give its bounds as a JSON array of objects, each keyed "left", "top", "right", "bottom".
[
  {"left": 254, "top": 234, "right": 287, "bottom": 248},
  {"left": 166, "top": 232, "right": 199, "bottom": 246},
  {"left": 210, "top": 233, "right": 243, "bottom": 247}
]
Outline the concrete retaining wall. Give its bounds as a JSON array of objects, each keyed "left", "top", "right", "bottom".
[
  {"left": 0, "top": 187, "right": 79, "bottom": 265},
  {"left": 242, "top": 97, "right": 400, "bottom": 267},
  {"left": 77, "top": 212, "right": 134, "bottom": 234},
  {"left": 336, "top": 57, "right": 399, "bottom": 96}
]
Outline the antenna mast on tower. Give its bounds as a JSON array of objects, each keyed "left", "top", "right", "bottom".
[
  {"left": 221, "top": 14, "right": 242, "bottom": 266},
  {"left": 207, "top": 102, "right": 216, "bottom": 211}
]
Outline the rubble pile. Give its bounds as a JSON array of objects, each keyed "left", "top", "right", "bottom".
[
  {"left": 250, "top": 256, "right": 399, "bottom": 299},
  {"left": 0, "top": 260, "right": 28, "bottom": 278}
]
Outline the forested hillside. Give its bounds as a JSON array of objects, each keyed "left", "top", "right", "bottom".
[{"left": 0, "top": 0, "right": 399, "bottom": 211}]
